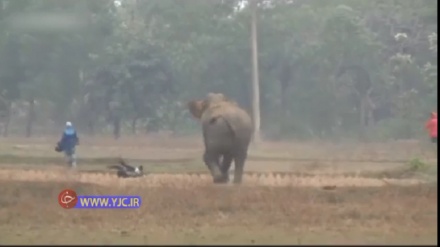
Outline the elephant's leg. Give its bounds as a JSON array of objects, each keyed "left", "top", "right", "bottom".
[
  {"left": 203, "top": 150, "right": 223, "bottom": 183},
  {"left": 233, "top": 152, "right": 247, "bottom": 184},
  {"left": 218, "top": 154, "right": 233, "bottom": 183}
]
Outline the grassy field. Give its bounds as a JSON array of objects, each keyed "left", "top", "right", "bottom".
[{"left": 0, "top": 135, "right": 437, "bottom": 245}]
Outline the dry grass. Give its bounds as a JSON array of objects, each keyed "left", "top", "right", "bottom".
[
  {"left": 0, "top": 168, "right": 428, "bottom": 188},
  {"left": 0, "top": 181, "right": 437, "bottom": 245},
  {"left": 0, "top": 135, "right": 437, "bottom": 176},
  {"left": 0, "top": 135, "right": 436, "bottom": 161},
  {"left": 0, "top": 135, "right": 437, "bottom": 244}
]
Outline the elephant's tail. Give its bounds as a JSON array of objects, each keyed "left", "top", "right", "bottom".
[{"left": 209, "top": 115, "right": 236, "bottom": 139}]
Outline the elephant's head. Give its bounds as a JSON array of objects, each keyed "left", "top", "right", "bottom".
[
  {"left": 187, "top": 99, "right": 207, "bottom": 119},
  {"left": 187, "top": 93, "right": 237, "bottom": 119}
]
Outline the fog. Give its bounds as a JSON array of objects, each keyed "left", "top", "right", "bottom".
[{"left": 0, "top": 0, "right": 437, "bottom": 141}]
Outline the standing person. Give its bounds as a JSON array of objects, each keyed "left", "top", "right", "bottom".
[
  {"left": 425, "top": 112, "right": 437, "bottom": 144},
  {"left": 56, "top": 121, "right": 79, "bottom": 168}
]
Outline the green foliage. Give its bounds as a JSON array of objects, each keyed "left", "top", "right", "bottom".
[
  {"left": 407, "top": 158, "right": 430, "bottom": 172},
  {"left": 0, "top": 0, "right": 437, "bottom": 140}
]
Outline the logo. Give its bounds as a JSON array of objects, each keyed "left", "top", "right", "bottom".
[{"left": 58, "top": 189, "right": 78, "bottom": 209}]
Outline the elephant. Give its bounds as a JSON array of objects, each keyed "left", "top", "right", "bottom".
[{"left": 187, "top": 93, "right": 253, "bottom": 184}]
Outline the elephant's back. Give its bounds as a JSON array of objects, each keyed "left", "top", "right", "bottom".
[
  {"left": 202, "top": 104, "right": 253, "bottom": 146},
  {"left": 222, "top": 105, "right": 253, "bottom": 136},
  {"left": 203, "top": 117, "right": 235, "bottom": 148}
]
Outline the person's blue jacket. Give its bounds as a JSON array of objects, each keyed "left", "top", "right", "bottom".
[{"left": 59, "top": 126, "right": 79, "bottom": 152}]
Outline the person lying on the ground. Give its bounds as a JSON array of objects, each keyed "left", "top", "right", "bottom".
[{"left": 108, "top": 158, "right": 144, "bottom": 178}]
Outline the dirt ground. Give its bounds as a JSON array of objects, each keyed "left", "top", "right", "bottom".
[
  {"left": 0, "top": 181, "right": 437, "bottom": 245},
  {"left": 0, "top": 135, "right": 437, "bottom": 245}
]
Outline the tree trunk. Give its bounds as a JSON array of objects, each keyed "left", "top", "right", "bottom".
[
  {"left": 26, "top": 98, "right": 35, "bottom": 138},
  {"left": 87, "top": 118, "right": 95, "bottom": 136},
  {"left": 131, "top": 118, "right": 137, "bottom": 135},
  {"left": 366, "top": 89, "right": 375, "bottom": 126},
  {"left": 280, "top": 82, "right": 288, "bottom": 137},
  {"left": 2, "top": 101, "right": 11, "bottom": 137},
  {"left": 113, "top": 117, "right": 121, "bottom": 140},
  {"left": 359, "top": 96, "right": 367, "bottom": 141},
  {"left": 250, "top": 0, "right": 261, "bottom": 144}
]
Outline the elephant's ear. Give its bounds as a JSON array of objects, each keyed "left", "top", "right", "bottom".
[{"left": 187, "top": 100, "right": 206, "bottom": 119}]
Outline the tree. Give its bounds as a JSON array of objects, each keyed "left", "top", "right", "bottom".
[{"left": 0, "top": 0, "right": 435, "bottom": 141}]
